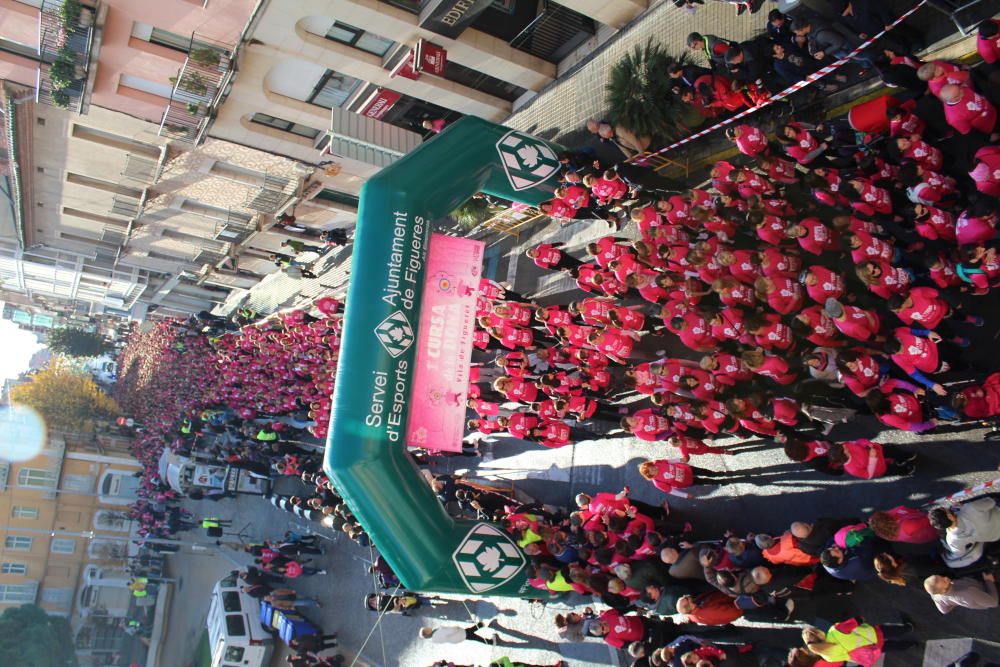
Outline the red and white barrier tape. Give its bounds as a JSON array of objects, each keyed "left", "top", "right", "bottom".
[
  {"left": 930, "top": 477, "right": 1000, "bottom": 507},
  {"left": 631, "top": 0, "right": 929, "bottom": 164}
]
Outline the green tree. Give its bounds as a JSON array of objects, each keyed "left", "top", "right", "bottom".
[
  {"left": 46, "top": 327, "right": 111, "bottom": 357},
  {"left": 605, "top": 40, "right": 691, "bottom": 143},
  {"left": 0, "top": 604, "right": 77, "bottom": 667},
  {"left": 451, "top": 196, "right": 496, "bottom": 230},
  {"left": 10, "top": 359, "right": 119, "bottom": 432}
]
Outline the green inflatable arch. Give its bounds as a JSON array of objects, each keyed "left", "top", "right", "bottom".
[{"left": 324, "top": 117, "right": 563, "bottom": 596}]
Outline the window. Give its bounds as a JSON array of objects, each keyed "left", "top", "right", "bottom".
[
  {"left": 50, "top": 539, "right": 76, "bottom": 555},
  {"left": 1, "top": 563, "right": 27, "bottom": 575},
  {"left": 222, "top": 591, "right": 241, "bottom": 612},
  {"left": 314, "top": 188, "right": 360, "bottom": 209},
  {"left": 224, "top": 647, "right": 245, "bottom": 662},
  {"left": 325, "top": 22, "right": 394, "bottom": 57},
  {"left": 41, "top": 587, "right": 73, "bottom": 608},
  {"left": 0, "top": 584, "right": 37, "bottom": 603},
  {"left": 225, "top": 614, "right": 246, "bottom": 636},
  {"left": 11, "top": 506, "right": 38, "bottom": 520},
  {"left": 4, "top": 536, "right": 33, "bottom": 551},
  {"left": 441, "top": 60, "right": 527, "bottom": 103},
  {"left": 94, "top": 510, "right": 130, "bottom": 532},
  {"left": 63, "top": 474, "right": 95, "bottom": 493},
  {"left": 307, "top": 70, "right": 362, "bottom": 110},
  {"left": 17, "top": 468, "right": 57, "bottom": 489},
  {"left": 249, "top": 114, "right": 321, "bottom": 140}
]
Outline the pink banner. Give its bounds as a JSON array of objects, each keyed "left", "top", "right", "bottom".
[{"left": 406, "top": 234, "right": 484, "bottom": 452}]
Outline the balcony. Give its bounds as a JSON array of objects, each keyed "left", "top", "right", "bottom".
[
  {"left": 509, "top": 0, "right": 595, "bottom": 63},
  {"left": 158, "top": 35, "right": 235, "bottom": 144},
  {"left": 36, "top": 0, "right": 99, "bottom": 113},
  {"left": 243, "top": 172, "right": 296, "bottom": 214}
]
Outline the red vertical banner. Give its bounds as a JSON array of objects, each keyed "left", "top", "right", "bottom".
[
  {"left": 390, "top": 50, "right": 421, "bottom": 80},
  {"left": 406, "top": 234, "right": 484, "bottom": 452},
  {"left": 415, "top": 39, "right": 448, "bottom": 76}
]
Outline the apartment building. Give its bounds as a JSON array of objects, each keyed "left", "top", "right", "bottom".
[
  {"left": 209, "top": 0, "right": 649, "bottom": 182},
  {"left": 0, "top": 0, "right": 363, "bottom": 319},
  {"left": 0, "top": 425, "right": 147, "bottom": 663}
]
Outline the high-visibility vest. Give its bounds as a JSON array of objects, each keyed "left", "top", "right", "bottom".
[
  {"left": 516, "top": 528, "right": 541, "bottom": 548},
  {"left": 822, "top": 622, "right": 880, "bottom": 663},
  {"left": 202, "top": 518, "right": 220, "bottom": 529},
  {"left": 132, "top": 589, "right": 147, "bottom": 598},
  {"left": 256, "top": 430, "right": 278, "bottom": 442},
  {"left": 546, "top": 571, "right": 574, "bottom": 593}
]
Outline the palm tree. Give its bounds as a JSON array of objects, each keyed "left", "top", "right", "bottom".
[{"left": 605, "top": 40, "right": 692, "bottom": 144}]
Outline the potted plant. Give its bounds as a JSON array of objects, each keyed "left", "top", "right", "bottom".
[
  {"left": 59, "top": 0, "right": 81, "bottom": 28},
  {"left": 49, "top": 57, "right": 77, "bottom": 90},
  {"left": 51, "top": 89, "right": 71, "bottom": 109},
  {"left": 186, "top": 102, "right": 201, "bottom": 115},
  {"left": 189, "top": 48, "right": 221, "bottom": 67}
]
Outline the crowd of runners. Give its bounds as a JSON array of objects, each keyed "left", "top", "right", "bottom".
[{"left": 100, "top": 11, "right": 1000, "bottom": 667}]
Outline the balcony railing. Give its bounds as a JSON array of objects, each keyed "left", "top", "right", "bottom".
[
  {"left": 36, "top": 0, "right": 99, "bottom": 112},
  {"left": 158, "top": 34, "right": 235, "bottom": 144},
  {"left": 243, "top": 172, "right": 296, "bottom": 214},
  {"left": 509, "top": 0, "right": 594, "bottom": 64}
]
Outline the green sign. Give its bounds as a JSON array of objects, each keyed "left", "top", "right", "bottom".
[{"left": 324, "top": 117, "right": 561, "bottom": 596}]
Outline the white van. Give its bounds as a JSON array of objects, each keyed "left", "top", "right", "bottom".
[{"left": 207, "top": 573, "right": 274, "bottom": 667}]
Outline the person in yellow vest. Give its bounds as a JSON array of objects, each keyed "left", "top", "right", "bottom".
[
  {"left": 801, "top": 616, "right": 915, "bottom": 667},
  {"left": 202, "top": 517, "right": 232, "bottom": 529},
  {"left": 255, "top": 426, "right": 279, "bottom": 443}
]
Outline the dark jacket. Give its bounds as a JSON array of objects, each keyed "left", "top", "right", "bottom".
[{"left": 836, "top": 0, "right": 895, "bottom": 38}]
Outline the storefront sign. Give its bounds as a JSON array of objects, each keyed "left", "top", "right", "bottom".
[
  {"left": 390, "top": 41, "right": 448, "bottom": 81},
  {"left": 419, "top": 0, "right": 495, "bottom": 39},
  {"left": 390, "top": 51, "right": 421, "bottom": 80},
  {"left": 415, "top": 39, "right": 448, "bottom": 76},
  {"left": 359, "top": 88, "right": 402, "bottom": 120},
  {"left": 406, "top": 234, "right": 483, "bottom": 452}
]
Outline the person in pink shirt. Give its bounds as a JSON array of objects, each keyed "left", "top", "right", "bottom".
[
  {"left": 969, "top": 145, "right": 1000, "bottom": 197},
  {"left": 887, "top": 105, "right": 926, "bottom": 137},
  {"left": 638, "top": 459, "right": 756, "bottom": 498},
  {"left": 867, "top": 378, "right": 937, "bottom": 432},
  {"left": 525, "top": 242, "right": 582, "bottom": 272},
  {"left": 670, "top": 311, "right": 717, "bottom": 352},
  {"left": 539, "top": 197, "right": 578, "bottom": 222},
  {"left": 868, "top": 506, "right": 938, "bottom": 544},
  {"left": 754, "top": 275, "right": 804, "bottom": 315},
  {"left": 787, "top": 218, "right": 839, "bottom": 255},
  {"left": 727, "top": 123, "right": 769, "bottom": 157},
  {"left": 956, "top": 205, "right": 1000, "bottom": 246},
  {"left": 741, "top": 347, "right": 799, "bottom": 385},
  {"left": 622, "top": 408, "right": 673, "bottom": 441},
  {"left": 801, "top": 265, "right": 846, "bottom": 303},
  {"left": 977, "top": 19, "right": 1000, "bottom": 64},
  {"left": 917, "top": 60, "right": 970, "bottom": 98},
  {"left": 825, "top": 299, "right": 882, "bottom": 342},
  {"left": 939, "top": 83, "right": 997, "bottom": 136},
  {"left": 913, "top": 204, "right": 957, "bottom": 243},
  {"left": 891, "top": 134, "right": 944, "bottom": 171}
]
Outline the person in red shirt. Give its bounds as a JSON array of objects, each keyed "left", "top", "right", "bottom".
[
  {"left": 777, "top": 122, "right": 826, "bottom": 165},
  {"left": 757, "top": 155, "right": 799, "bottom": 185},
  {"left": 676, "top": 592, "right": 744, "bottom": 626},
  {"left": 855, "top": 260, "right": 913, "bottom": 300},
  {"left": 588, "top": 610, "right": 645, "bottom": 649},
  {"left": 939, "top": 83, "right": 997, "bottom": 136},
  {"left": 525, "top": 242, "right": 582, "bottom": 272},
  {"left": 887, "top": 287, "right": 970, "bottom": 331},
  {"left": 746, "top": 312, "right": 795, "bottom": 351}
]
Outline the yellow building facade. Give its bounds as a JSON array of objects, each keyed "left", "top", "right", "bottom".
[{"left": 0, "top": 428, "right": 144, "bottom": 660}]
